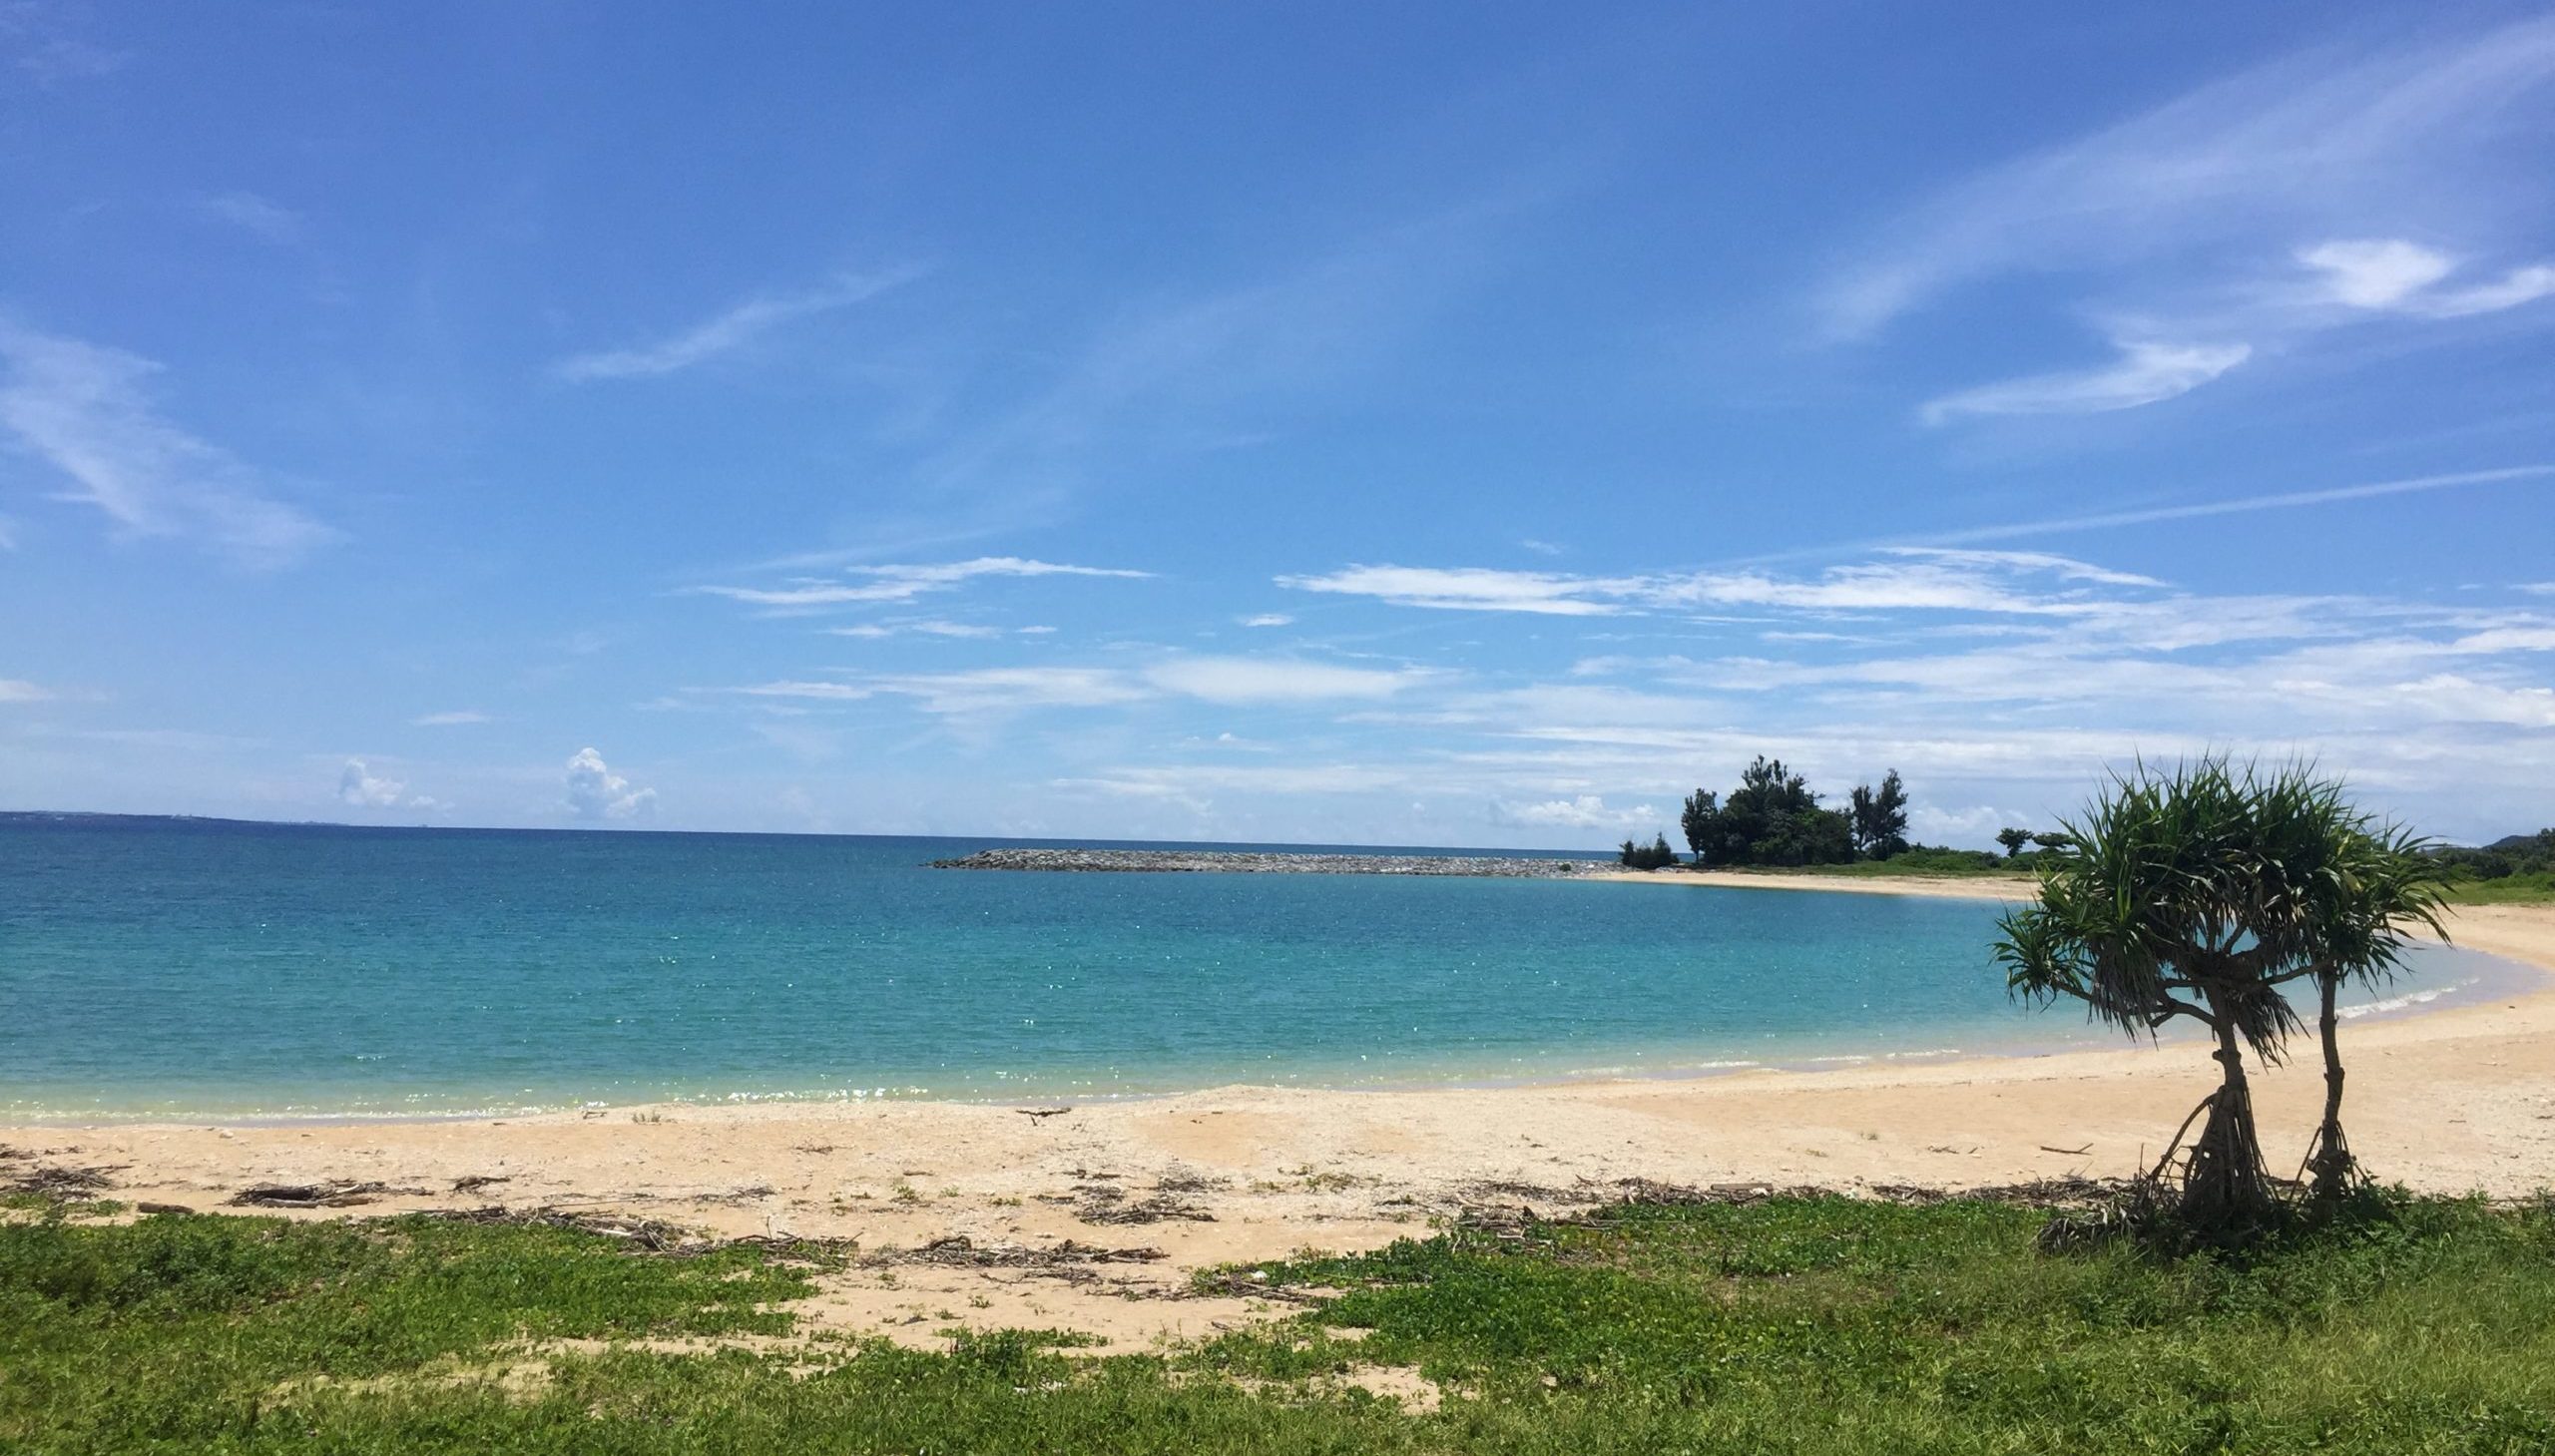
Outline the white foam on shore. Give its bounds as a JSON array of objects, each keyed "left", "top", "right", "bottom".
[{"left": 2334, "top": 977, "right": 2475, "bottom": 1020}]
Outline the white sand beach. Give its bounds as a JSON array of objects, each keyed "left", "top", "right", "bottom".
[{"left": 9, "top": 897, "right": 2552, "bottom": 1348}]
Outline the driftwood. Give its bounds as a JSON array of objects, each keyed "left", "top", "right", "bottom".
[
  {"left": 1038, "top": 1184, "right": 1216, "bottom": 1225},
  {"left": 3, "top": 1164, "right": 120, "bottom": 1198},
  {"left": 231, "top": 1182, "right": 398, "bottom": 1209}
]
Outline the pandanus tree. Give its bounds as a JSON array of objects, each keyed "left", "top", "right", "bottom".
[{"left": 1994, "top": 759, "right": 2447, "bottom": 1228}]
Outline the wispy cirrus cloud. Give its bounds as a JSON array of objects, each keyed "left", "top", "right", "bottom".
[
  {"left": 1827, "top": 16, "right": 2555, "bottom": 419},
  {"left": 1820, "top": 16, "right": 2555, "bottom": 338},
  {"left": 1280, "top": 550, "right": 2156, "bottom": 618},
  {"left": 1, "top": 677, "right": 58, "bottom": 704},
  {"left": 1918, "top": 339, "right": 2251, "bottom": 424},
  {"left": 411, "top": 711, "right": 491, "bottom": 727},
  {"left": 553, "top": 265, "right": 926, "bottom": 382},
  {"left": 0, "top": 324, "right": 339, "bottom": 568},
  {"left": 823, "top": 620, "right": 1007, "bottom": 641},
  {"left": 1920, "top": 465, "right": 2555, "bottom": 548},
  {"left": 710, "top": 655, "right": 1436, "bottom": 717},
  {"left": 691, "top": 556, "right": 1152, "bottom": 612},
  {"left": 195, "top": 191, "right": 304, "bottom": 244}
]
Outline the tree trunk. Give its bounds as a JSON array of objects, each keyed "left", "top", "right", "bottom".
[
  {"left": 2305, "top": 971, "right": 2355, "bottom": 1203},
  {"left": 2183, "top": 1009, "right": 2274, "bottom": 1229}
]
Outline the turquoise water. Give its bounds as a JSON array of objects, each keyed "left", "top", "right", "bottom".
[{"left": 0, "top": 817, "right": 2531, "bottom": 1120}]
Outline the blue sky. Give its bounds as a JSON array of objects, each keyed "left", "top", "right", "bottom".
[{"left": 4, "top": 1, "right": 2553, "bottom": 848}]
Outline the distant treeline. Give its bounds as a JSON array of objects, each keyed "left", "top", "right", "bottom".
[
  {"left": 1619, "top": 757, "right": 2068, "bottom": 871},
  {"left": 2434, "top": 828, "right": 2555, "bottom": 881}
]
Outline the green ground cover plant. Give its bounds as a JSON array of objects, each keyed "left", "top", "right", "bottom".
[{"left": 8, "top": 1192, "right": 2553, "bottom": 1454}]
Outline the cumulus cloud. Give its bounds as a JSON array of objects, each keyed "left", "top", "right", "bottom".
[
  {"left": 554, "top": 266, "right": 926, "bottom": 381},
  {"left": 693, "top": 557, "right": 1152, "bottom": 611},
  {"left": 1920, "top": 339, "right": 2252, "bottom": 424},
  {"left": 337, "top": 758, "right": 412, "bottom": 808},
  {"left": 0, "top": 325, "right": 340, "bottom": 568},
  {"left": 1490, "top": 794, "right": 1661, "bottom": 830},
  {"left": 564, "top": 746, "right": 656, "bottom": 819}
]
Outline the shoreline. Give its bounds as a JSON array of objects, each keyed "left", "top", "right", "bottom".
[{"left": 11, "top": 900, "right": 2551, "bottom": 1348}]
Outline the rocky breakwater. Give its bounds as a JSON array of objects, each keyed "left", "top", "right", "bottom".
[{"left": 929, "top": 847, "right": 1609, "bottom": 877}]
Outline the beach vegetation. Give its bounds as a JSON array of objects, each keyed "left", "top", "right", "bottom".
[
  {"left": 1615, "top": 833, "right": 1678, "bottom": 870},
  {"left": 1847, "top": 768, "right": 1911, "bottom": 858},
  {"left": 1994, "top": 758, "right": 2449, "bottom": 1232},
  {"left": 2433, "top": 829, "right": 2555, "bottom": 903},
  {"left": 10, "top": 1192, "right": 2555, "bottom": 1452},
  {"left": 1680, "top": 756, "right": 1857, "bottom": 867}
]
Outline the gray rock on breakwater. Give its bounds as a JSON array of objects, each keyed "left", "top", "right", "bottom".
[{"left": 929, "top": 847, "right": 1611, "bottom": 877}]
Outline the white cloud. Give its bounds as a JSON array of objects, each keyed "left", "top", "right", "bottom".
[
  {"left": 823, "top": 620, "right": 1003, "bottom": 640},
  {"left": 2300, "top": 240, "right": 2458, "bottom": 308},
  {"left": 693, "top": 556, "right": 1151, "bottom": 611},
  {"left": 2421, "top": 264, "right": 2555, "bottom": 317},
  {"left": 2301, "top": 239, "right": 2555, "bottom": 317},
  {"left": 0, "top": 325, "right": 339, "bottom": 568},
  {"left": 1279, "top": 564, "right": 1645, "bottom": 616},
  {"left": 872, "top": 667, "right": 1153, "bottom": 716},
  {"left": 553, "top": 266, "right": 925, "bottom": 381},
  {"left": 196, "top": 191, "right": 304, "bottom": 244},
  {"left": 1920, "top": 339, "right": 2251, "bottom": 424},
  {"left": 1240, "top": 613, "right": 1294, "bottom": 628},
  {"left": 1490, "top": 794, "right": 1661, "bottom": 830},
  {"left": 564, "top": 746, "right": 656, "bottom": 819},
  {"left": 411, "top": 710, "right": 490, "bottom": 727},
  {"left": 1141, "top": 657, "right": 1431, "bottom": 705},
  {"left": 1282, "top": 552, "right": 2143, "bottom": 618},
  {"left": 721, "top": 681, "right": 874, "bottom": 703},
  {"left": 0, "top": 678, "right": 55, "bottom": 704},
  {"left": 337, "top": 758, "right": 406, "bottom": 807}
]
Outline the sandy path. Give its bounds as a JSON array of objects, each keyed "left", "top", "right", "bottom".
[{"left": 8, "top": 899, "right": 2551, "bottom": 1349}]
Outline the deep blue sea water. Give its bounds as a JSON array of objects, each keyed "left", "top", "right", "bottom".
[{"left": 0, "top": 817, "right": 2533, "bottom": 1120}]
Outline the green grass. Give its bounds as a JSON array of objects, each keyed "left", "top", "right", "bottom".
[{"left": 7, "top": 1194, "right": 2554, "bottom": 1453}]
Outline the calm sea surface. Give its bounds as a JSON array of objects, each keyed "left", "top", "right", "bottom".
[{"left": 0, "top": 817, "right": 2531, "bottom": 1120}]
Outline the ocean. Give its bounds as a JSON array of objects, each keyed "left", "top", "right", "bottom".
[{"left": 0, "top": 816, "right": 2528, "bottom": 1120}]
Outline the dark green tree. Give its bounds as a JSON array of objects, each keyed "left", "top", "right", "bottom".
[
  {"left": 1680, "top": 789, "right": 1719, "bottom": 858},
  {"left": 1995, "top": 827, "right": 2032, "bottom": 859},
  {"left": 1848, "top": 770, "right": 1911, "bottom": 859}
]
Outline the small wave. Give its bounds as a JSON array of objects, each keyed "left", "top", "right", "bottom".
[{"left": 2335, "top": 978, "right": 2474, "bottom": 1020}]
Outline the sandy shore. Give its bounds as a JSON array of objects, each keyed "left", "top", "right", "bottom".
[
  {"left": 8, "top": 896, "right": 2552, "bottom": 1348},
  {"left": 1583, "top": 867, "right": 2036, "bottom": 899}
]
